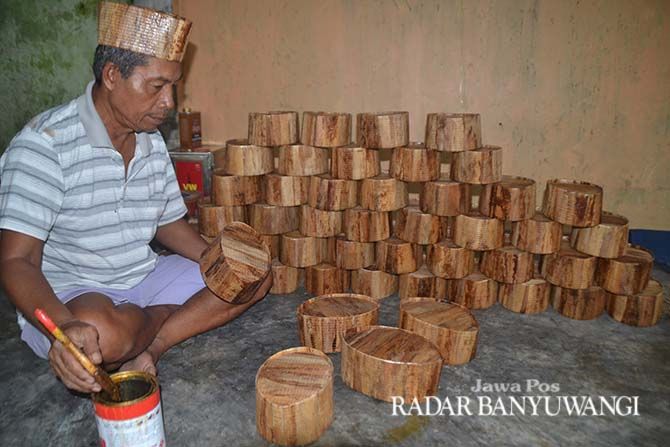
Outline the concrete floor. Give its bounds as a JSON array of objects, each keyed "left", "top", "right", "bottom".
[{"left": 1, "top": 267, "right": 669, "bottom": 446}]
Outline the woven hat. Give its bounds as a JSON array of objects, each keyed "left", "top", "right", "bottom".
[{"left": 98, "top": 1, "right": 192, "bottom": 62}]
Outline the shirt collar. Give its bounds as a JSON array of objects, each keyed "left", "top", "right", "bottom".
[{"left": 76, "top": 80, "right": 153, "bottom": 157}]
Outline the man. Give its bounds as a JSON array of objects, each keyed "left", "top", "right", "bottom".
[{"left": 0, "top": 2, "right": 270, "bottom": 394}]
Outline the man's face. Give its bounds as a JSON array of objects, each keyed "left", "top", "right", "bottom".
[{"left": 108, "top": 57, "right": 182, "bottom": 132}]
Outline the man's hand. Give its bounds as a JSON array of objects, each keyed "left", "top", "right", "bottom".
[{"left": 48, "top": 320, "right": 103, "bottom": 394}]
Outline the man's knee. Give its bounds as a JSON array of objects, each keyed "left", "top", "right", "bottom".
[{"left": 67, "top": 294, "right": 140, "bottom": 363}]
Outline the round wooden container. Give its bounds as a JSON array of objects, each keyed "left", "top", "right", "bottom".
[
  {"left": 595, "top": 245, "right": 653, "bottom": 295},
  {"left": 569, "top": 212, "right": 629, "bottom": 259},
  {"left": 248, "top": 111, "right": 298, "bottom": 146},
  {"left": 427, "top": 239, "right": 475, "bottom": 279},
  {"left": 424, "top": 113, "right": 482, "bottom": 152},
  {"left": 511, "top": 212, "right": 562, "bottom": 254},
  {"left": 198, "top": 202, "right": 246, "bottom": 237},
  {"left": 260, "top": 234, "right": 280, "bottom": 259},
  {"left": 269, "top": 259, "right": 301, "bottom": 295},
  {"left": 308, "top": 174, "right": 358, "bottom": 211},
  {"left": 343, "top": 207, "right": 390, "bottom": 242},
  {"left": 376, "top": 237, "right": 423, "bottom": 274},
  {"left": 223, "top": 139, "right": 274, "bottom": 176},
  {"left": 305, "top": 263, "right": 350, "bottom": 296},
  {"left": 479, "top": 176, "right": 536, "bottom": 221},
  {"left": 551, "top": 286, "right": 606, "bottom": 320},
  {"left": 212, "top": 172, "right": 263, "bottom": 206},
  {"left": 451, "top": 146, "right": 502, "bottom": 184},
  {"left": 541, "top": 241, "right": 597, "bottom": 289},
  {"left": 335, "top": 236, "right": 375, "bottom": 270},
  {"left": 389, "top": 143, "right": 440, "bottom": 182},
  {"left": 359, "top": 174, "right": 408, "bottom": 211},
  {"left": 351, "top": 267, "right": 398, "bottom": 300},
  {"left": 399, "top": 298, "right": 479, "bottom": 365},
  {"left": 398, "top": 265, "right": 448, "bottom": 300},
  {"left": 277, "top": 144, "right": 330, "bottom": 176},
  {"left": 446, "top": 271, "right": 498, "bottom": 309},
  {"left": 421, "top": 179, "right": 470, "bottom": 217},
  {"left": 480, "top": 245, "right": 534, "bottom": 284},
  {"left": 393, "top": 206, "right": 449, "bottom": 245},
  {"left": 453, "top": 212, "right": 504, "bottom": 251},
  {"left": 606, "top": 279, "right": 664, "bottom": 327},
  {"left": 280, "top": 231, "right": 325, "bottom": 268},
  {"left": 301, "top": 111, "right": 352, "bottom": 147},
  {"left": 298, "top": 293, "right": 379, "bottom": 353},
  {"left": 321, "top": 236, "right": 338, "bottom": 264},
  {"left": 498, "top": 276, "right": 550, "bottom": 314},
  {"left": 341, "top": 325, "right": 443, "bottom": 402},
  {"left": 256, "top": 347, "right": 333, "bottom": 446},
  {"left": 264, "top": 174, "right": 310, "bottom": 207},
  {"left": 247, "top": 204, "right": 299, "bottom": 235},
  {"left": 331, "top": 145, "right": 380, "bottom": 180},
  {"left": 299, "top": 205, "right": 343, "bottom": 237},
  {"left": 356, "top": 112, "right": 409, "bottom": 149},
  {"left": 200, "top": 222, "right": 271, "bottom": 304},
  {"left": 542, "top": 179, "right": 603, "bottom": 227}
]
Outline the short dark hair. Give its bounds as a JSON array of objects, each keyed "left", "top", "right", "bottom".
[{"left": 92, "top": 45, "right": 148, "bottom": 83}]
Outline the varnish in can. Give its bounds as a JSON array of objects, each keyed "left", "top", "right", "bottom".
[{"left": 92, "top": 371, "right": 166, "bottom": 447}]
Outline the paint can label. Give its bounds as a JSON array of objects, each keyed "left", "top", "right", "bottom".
[{"left": 96, "top": 401, "right": 165, "bottom": 447}]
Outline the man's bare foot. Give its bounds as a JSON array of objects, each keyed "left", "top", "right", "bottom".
[{"left": 119, "top": 351, "right": 157, "bottom": 375}]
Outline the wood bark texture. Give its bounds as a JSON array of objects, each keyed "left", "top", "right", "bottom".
[
  {"left": 223, "top": 139, "right": 274, "bottom": 176},
  {"left": 541, "top": 241, "right": 597, "bottom": 289},
  {"left": 606, "top": 279, "right": 664, "bottom": 327},
  {"left": 446, "top": 271, "right": 498, "bottom": 309},
  {"left": 308, "top": 174, "right": 358, "bottom": 211},
  {"left": 212, "top": 172, "right": 263, "bottom": 206},
  {"left": 595, "top": 246, "right": 653, "bottom": 295},
  {"left": 551, "top": 285, "right": 606, "bottom": 320},
  {"left": 276, "top": 144, "right": 330, "bottom": 176},
  {"left": 427, "top": 239, "right": 475, "bottom": 279},
  {"left": 350, "top": 267, "right": 398, "bottom": 300},
  {"left": 425, "top": 113, "right": 482, "bottom": 152},
  {"left": 542, "top": 179, "right": 603, "bottom": 227},
  {"left": 479, "top": 175, "right": 536, "bottom": 221},
  {"left": 420, "top": 180, "right": 470, "bottom": 216},
  {"left": 451, "top": 146, "right": 502, "bottom": 184},
  {"left": 264, "top": 174, "right": 310, "bottom": 207},
  {"left": 301, "top": 111, "right": 352, "bottom": 147},
  {"left": 569, "top": 212, "right": 629, "bottom": 259},
  {"left": 305, "top": 263, "right": 351, "bottom": 296},
  {"left": 356, "top": 112, "right": 409, "bottom": 149},
  {"left": 453, "top": 213, "right": 504, "bottom": 251},
  {"left": 376, "top": 237, "right": 423, "bottom": 274},
  {"left": 389, "top": 143, "right": 440, "bottom": 182},
  {"left": 511, "top": 212, "right": 562, "bottom": 254},
  {"left": 360, "top": 174, "right": 409, "bottom": 211},
  {"left": 248, "top": 111, "right": 298, "bottom": 146},
  {"left": 247, "top": 203, "right": 299, "bottom": 235},
  {"left": 331, "top": 145, "right": 380, "bottom": 180}
]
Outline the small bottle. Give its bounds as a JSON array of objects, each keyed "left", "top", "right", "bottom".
[{"left": 178, "top": 107, "right": 202, "bottom": 150}]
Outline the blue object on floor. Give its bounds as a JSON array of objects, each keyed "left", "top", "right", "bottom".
[{"left": 630, "top": 229, "right": 670, "bottom": 271}]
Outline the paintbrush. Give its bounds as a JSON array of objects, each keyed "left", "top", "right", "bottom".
[{"left": 34, "top": 308, "right": 121, "bottom": 402}]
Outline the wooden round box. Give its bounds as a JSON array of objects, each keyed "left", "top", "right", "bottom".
[
  {"left": 298, "top": 293, "right": 379, "bottom": 353},
  {"left": 399, "top": 298, "right": 479, "bottom": 365},
  {"left": 256, "top": 347, "right": 333, "bottom": 446},
  {"left": 341, "top": 325, "right": 443, "bottom": 402}
]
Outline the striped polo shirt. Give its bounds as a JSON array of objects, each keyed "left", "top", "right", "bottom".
[{"left": 0, "top": 81, "right": 187, "bottom": 293}]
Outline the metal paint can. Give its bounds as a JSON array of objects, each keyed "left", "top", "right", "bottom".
[{"left": 92, "top": 371, "right": 166, "bottom": 447}]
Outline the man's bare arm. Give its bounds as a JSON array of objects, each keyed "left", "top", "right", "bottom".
[{"left": 154, "top": 217, "right": 209, "bottom": 262}]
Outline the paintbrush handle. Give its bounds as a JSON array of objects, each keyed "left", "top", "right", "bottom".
[{"left": 34, "top": 308, "right": 98, "bottom": 376}]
